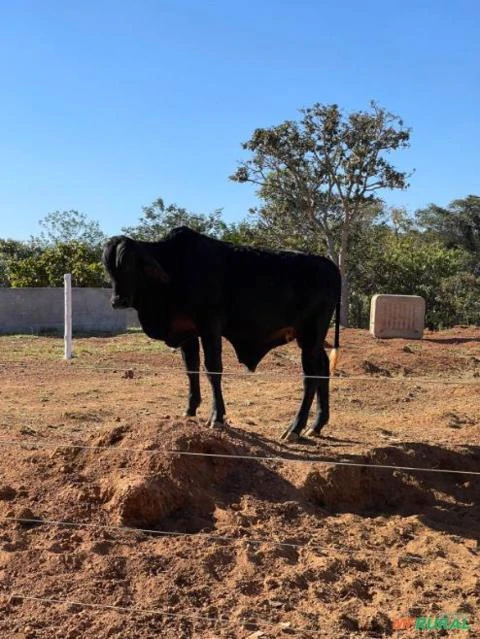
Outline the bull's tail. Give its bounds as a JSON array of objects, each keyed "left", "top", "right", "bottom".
[{"left": 328, "top": 287, "right": 341, "bottom": 375}]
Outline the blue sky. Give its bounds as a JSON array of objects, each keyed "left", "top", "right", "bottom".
[{"left": 1, "top": 0, "right": 479, "bottom": 241}]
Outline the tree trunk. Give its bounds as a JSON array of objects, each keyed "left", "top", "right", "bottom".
[
  {"left": 340, "top": 271, "right": 349, "bottom": 327},
  {"left": 338, "top": 223, "right": 350, "bottom": 327}
]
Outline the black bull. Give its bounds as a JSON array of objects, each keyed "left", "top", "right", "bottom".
[{"left": 102, "top": 227, "right": 341, "bottom": 441}]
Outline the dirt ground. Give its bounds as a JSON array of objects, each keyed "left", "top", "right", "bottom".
[{"left": 0, "top": 327, "right": 479, "bottom": 638}]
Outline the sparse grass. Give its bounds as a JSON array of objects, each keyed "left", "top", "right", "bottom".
[
  {"left": 403, "top": 343, "right": 422, "bottom": 353},
  {"left": 0, "top": 334, "right": 64, "bottom": 360},
  {"left": 0, "top": 332, "right": 169, "bottom": 362}
]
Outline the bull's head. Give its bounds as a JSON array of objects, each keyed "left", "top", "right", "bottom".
[{"left": 102, "top": 236, "right": 170, "bottom": 309}]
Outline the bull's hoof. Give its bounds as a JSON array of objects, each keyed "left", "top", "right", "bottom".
[
  {"left": 304, "top": 427, "right": 322, "bottom": 438},
  {"left": 280, "top": 428, "right": 300, "bottom": 442},
  {"left": 285, "top": 431, "right": 300, "bottom": 442},
  {"left": 208, "top": 420, "right": 225, "bottom": 430}
]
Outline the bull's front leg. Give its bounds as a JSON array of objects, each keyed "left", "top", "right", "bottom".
[
  {"left": 180, "top": 337, "right": 201, "bottom": 417},
  {"left": 200, "top": 329, "right": 226, "bottom": 428}
]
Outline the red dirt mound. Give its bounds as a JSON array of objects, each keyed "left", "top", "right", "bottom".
[
  {"left": 302, "top": 443, "right": 480, "bottom": 538},
  {"left": 97, "top": 423, "right": 243, "bottom": 529}
]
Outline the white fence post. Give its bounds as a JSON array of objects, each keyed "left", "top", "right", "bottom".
[{"left": 64, "top": 274, "right": 72, "bottom": 360}]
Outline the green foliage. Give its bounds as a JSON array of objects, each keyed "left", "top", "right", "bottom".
[
  {"left": 438, "top": 271, "right": 480, "bottom": 327},
  {"left": 32, "top": 210, "right": 106, "bottom": 248},
  {"left": 122, "top": 197, "right": 226, "bottom": 241},
  {"left": 222, "top": 218, "right": 323, "bottom": 252},
  {"left": 378, "top": 233, "right": 460, "bottom": 287},
  {"left": 346, "top": 220, "right": 392, "bottom": 327},
  {"left": 4, "top": 210, "right": 106, "bottom": 288},
  {"left": 413, "top": 195, "right": 480, "bottom": 327},
  {"left": 221, "top": 220, "right": 267, "bottom": 246},
  {"left": 0, "top": 239, "right": 40, "bottom": 287},
  {"left": 0, "top": 239, "right": 38, "bottom": 260},
  {"left": 9, "top": 242, "right": 106, "bottom": 287},
  {"left": 416, "top": 195, "right": 480, "bottom": 265},
  {"left": 348, "top": 228, "right": 478, "bottom": 329}
]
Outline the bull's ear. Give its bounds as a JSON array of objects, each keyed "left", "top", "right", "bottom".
[
  {"left": 115, "top": 238, "right": 130, "bottom": 270},
  {"left": 141, "top": 250, "right": 170, "bottom": 284},
  {"left": 144, "top": 263, "right": 170, "bottom": 284}
]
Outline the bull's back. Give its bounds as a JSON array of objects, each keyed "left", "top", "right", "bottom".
[
  {"left": 223, "top": 247, "right": 339, "bottom": 337},
  {"left": 165, "top": 228, "right": 339, "bottom": 336}
]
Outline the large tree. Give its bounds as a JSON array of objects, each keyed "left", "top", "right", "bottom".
[{"left": 230, "top": 101, "right": 412, "bottom": 324}]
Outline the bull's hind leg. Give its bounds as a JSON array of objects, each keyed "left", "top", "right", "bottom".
[
  {"left": 181, "top": 337, "right": 201, "bottom": 417},
  {"left": 200, "top": 330, "right": 226, "bottom": 428},
  {"left": 281, "top": 334, "right": 322, "bottom": 442},
  {"left": 304, "top": 349, "right": 330, "bottom": 438}
]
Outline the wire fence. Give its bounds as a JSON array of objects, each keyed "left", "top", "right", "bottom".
[
  {"left": 9, "top": 593, "right": 330, "bottom": 637},
  {"left": 0, "top": 436, "right": 478, "bottom": 477},
  {"left": 1, "top": 359, "right": 479, "bottom": 383},
  {"left": 1, "top": 515, "right": 330, "bottom": 551}
]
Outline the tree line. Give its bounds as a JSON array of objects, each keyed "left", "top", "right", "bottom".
[{"left": 1, "top": 101, "right": 479, "bottom": 330}]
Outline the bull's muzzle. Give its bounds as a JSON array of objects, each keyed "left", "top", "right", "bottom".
[{"left": 111, "top": 295, "right": 131, "bottom": 309}]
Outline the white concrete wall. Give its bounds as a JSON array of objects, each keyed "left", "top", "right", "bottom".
[{"left": 0, "top": 288, "right": 128, "bottom": 334}]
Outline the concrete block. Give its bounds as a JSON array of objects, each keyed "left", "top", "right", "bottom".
[{"left": 370, "top": 294, "right": 425, "bottom": 339}]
